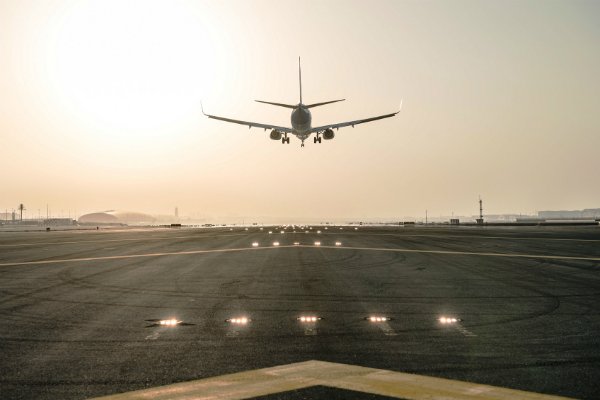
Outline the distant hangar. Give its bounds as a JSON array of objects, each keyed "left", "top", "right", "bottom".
[{"left": 78, "top": 210, "right": 155, "bottom": 225}]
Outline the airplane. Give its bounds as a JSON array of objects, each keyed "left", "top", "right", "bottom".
[{"left": 201, "top": 58, "right": 401, "bottom": 147}]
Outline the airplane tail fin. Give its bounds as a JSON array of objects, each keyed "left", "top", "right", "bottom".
[
  {"left": 299, "top": 57, "right": 302, "bottom": 104},
  {"left": 305, "top": 99, "right": 345, "bottom": 109}
]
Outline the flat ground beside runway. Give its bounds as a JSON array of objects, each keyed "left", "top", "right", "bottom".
[{"left": 1, "top": 225, "right": 599, "bottom": 399}]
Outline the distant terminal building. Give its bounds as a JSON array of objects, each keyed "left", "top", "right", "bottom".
[
  {"left": 538, "top": 208, "right": 600, "bottom": 220},
  {"left": 78, "top": 210, "right": 156, "bottom": 225}
]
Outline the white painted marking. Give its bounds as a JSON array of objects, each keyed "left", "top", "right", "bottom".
[
  {"left": 327, "top": 231, "right": 600, "bottom": 243},
  {"left": 144, "top": 332, "right": 160, "bottom": 340},
  {"left": 0, "top": 233, "right": 248, "bottom": 248},
  {"left": 88, "top": 360, "right": 573, "bottom": 400},
  {"left": 316, "top": 245, "right": 600, "bottom": 262},
  {"left": 0, "top": 246, "right": 293, "bottom": 267},
  {"left": 304, "top": 327, "right": 318, "bottom": 336},
  {"left": 456, "top": 324, "right": 477, "bottom": 337},
  {"left": 1, "top": 244, "right": 598, "bottom": 268},
  {"left": 378, "top": 321, "right": 397, "bottom": 336}
]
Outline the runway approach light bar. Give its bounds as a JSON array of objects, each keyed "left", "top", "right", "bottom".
[
  {"left": 293, "top": 242, "right": 300, "bottom": 246},
  {"left": 335, "top": 241, "right": 342, "bottom": 246},
  {"left": 317, "top": 230, "right": 321, "bottom": 234},
  {"left": 272, "top": 241, "right": 280, "bottom": 246},
  {"left": 298, "top": 316, "right": 321, "bottom": 322},
  {"left": 314, "top": 241, "right": 321, "bottom": 246},
  {"left": 252, "top": 242, "right": 259, "bottom": 247},
  {"left": 367, "top": 316, "right": 391, "bottom": 323},
  {"left": 439, "top": 316, "right": 461, "bottom": 324},
  {"left": 268, "top": 231, "right": 273, "bottom": 234},
  {"left": 227, "top": 317, "right": 250, "bottom": 325},
  {"left": 159, "top": 319, "right": 181, "bottom": 327},
  {"left": 280, "top": 231, "right": 285, "bottom": 234}
]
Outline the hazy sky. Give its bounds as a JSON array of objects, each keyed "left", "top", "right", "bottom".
[{"left": 1, "top": 0, "right": 599, "bottom": 221}]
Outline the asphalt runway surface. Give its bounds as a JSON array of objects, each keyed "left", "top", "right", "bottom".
[{"left": 1, "top": 225, "right": 600, "bottom": 399}]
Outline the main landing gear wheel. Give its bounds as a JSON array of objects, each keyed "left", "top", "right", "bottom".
[
  {"left": 281, "top": 137, "right": 290, "bottom": 144},
  {"left": 314, "top": 137, "right": 322, "bottom": 144}
]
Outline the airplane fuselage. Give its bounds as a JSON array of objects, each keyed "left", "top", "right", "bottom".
[{"left": 291, "top": 105, "right": 312, "bottom": 140}]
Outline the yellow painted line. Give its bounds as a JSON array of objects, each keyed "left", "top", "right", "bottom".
[
  {"left": 0, "top": 246, "right": 291, "bottom": 267},
  {"left": 89, "top": 360, "right": 573, "bottom": 400}
]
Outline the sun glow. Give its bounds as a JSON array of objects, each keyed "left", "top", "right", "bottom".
[{"left": 46, "top": 1, "right": 225, "bottom": 148}]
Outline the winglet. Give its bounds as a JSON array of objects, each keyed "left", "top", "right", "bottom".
[
  {"left": 398, "top": 99, "right": 403, "bottom": 113},
  {"left": 200, "top": 101, "right": 206, "bottom": 115}
]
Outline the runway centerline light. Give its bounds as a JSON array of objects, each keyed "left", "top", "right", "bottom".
[
  {"left": 227, "top": 317, "right": 250, "bottom": 325},
  {"left": 298, "top": 316, "right": 321, "bottom": 323},
  {"left": 367, "top": 316, "right": 391, "bottom": 323},
  {"left": 439, "top": 316, "right": 460, "bottom": 324}
]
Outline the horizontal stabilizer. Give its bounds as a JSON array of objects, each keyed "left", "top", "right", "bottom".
[
  {"left": 255, "top": 100, "right": 297, "bottom": 109},
  {"left": 305, "top": 99, "right": 345, "bottom": 109}
]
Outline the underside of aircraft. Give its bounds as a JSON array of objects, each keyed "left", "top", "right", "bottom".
[{"left": 202, "top": 58, "right": 401, "bottom": 147}]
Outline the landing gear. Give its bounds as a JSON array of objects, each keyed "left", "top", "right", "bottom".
[
  {"left": 313, "top": 136, "right": 322, "bottom": 144},
  {"left": 281, "top": 136, "right": 290, "bottom": 144}
]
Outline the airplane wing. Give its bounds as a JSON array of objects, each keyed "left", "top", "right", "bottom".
[
  {"left": 201, "top": 104, "right": 293, "bottom": 133},
  {"left": 308, "top": 102, "right": 402, "bottom": 133}
]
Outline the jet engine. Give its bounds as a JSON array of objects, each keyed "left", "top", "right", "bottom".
[
  {"left": 269, "top": 130, "right": 282, "bottom": 140},
  {"left": 323, "top": 128, "right": 335, "bottom": 140}
]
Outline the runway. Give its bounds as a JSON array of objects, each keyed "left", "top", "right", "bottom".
[{"left": 1, "top": 225, "right": 599, "bottom": 399}]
